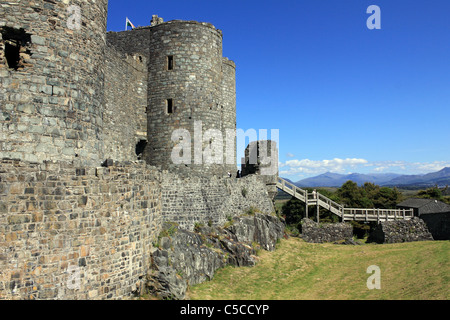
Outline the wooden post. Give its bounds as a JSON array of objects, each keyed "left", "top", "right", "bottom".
[
  {"left": 377, "top": 208, "right": 380, "bottom": 224},
  {"left": 316, "top": 204, "right": 320, "bottom": 222},
  {"left": 305, "top": 190, "right": 308, "bottom": 219}
]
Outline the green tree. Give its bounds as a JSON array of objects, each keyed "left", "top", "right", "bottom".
[
  {"left": 417, "top": 185, "right": 443, "bottom": 201},
  {"left": 337, "top": 181, "right": 373, "bottom": 208},
  {"left": 372, "top": 186, "right": 403, "bottom": 209},
  {"left": 281, "top": 198, "right": 306, "bottom": 232},
  {"left": 337, "top": 181, "right": 403, "bottom": 239}
]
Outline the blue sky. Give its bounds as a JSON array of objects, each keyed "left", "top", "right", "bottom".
[{"left": 107, "top": 0, "right": 450, "bottom": 181}]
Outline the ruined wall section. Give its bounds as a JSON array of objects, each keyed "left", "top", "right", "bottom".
[
  {"left": 145, "top": 21, "right": 227, "bottom": 176},
  {"left": 0, "top": 160, "right": 161, "bottom": 300},
  {"left": 103, "top": 46, "right": 148, "bottom": 161},
  {"left": 0, "top": 0, "right": 108, "bottom": 165},
  {"left": 241, "top": 140, "right": 279, "bottom": 200}
]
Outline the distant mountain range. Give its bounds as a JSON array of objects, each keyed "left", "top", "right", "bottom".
[{"left": 289, "top": 167, "right": 450, "bottom": 188}]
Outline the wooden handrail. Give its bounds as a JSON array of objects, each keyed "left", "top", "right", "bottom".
[{"left": 276, "top": 177, "right": 415, "bottom": 222}]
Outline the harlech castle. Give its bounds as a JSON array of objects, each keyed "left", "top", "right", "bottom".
[{"left": 0, "top": 1, "right": 280, "bottom": 299}]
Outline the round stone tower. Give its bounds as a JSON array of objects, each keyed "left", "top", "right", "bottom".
[
  {"left": 0, "top": 0, "right": 108, "bottom": 165},
  {"left": 221, "top": 57, "right": 237, "bottom": 175},
  {"left": 145, "top": 19, "right": 236, "bottom": 176}
]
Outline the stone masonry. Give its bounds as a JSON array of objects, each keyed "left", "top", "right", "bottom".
[
  {"left": 367, "top": 218, "right": 434, "bottom": 244},
  {"left": 0, "top": 2, "right": 280, "bottom": 300},
  {"left": 105, "top": 18, "right": 237, "bottom": 177},
  {"left": 0, "top": 158, "right": 277, "bottom": 299},
  {"left": 0, "top": 159, "right": 161, "bottom": 299},
  {"left": 0, "top": 0, "right": 108, "bottom": 165}
]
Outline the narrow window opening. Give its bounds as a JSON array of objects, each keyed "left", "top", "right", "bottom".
[
  {"left": 167, "top": 55, "right": 174, "bottom": 70},
  {"left": 135, "top": 139, "right": 147, "bottom": 158},
  {"left": 166, "top": 99, "right": 173, "bottom": 114},
  {"left": 0, "top": 27, "right": 32, "bottom": 71},
  {"left": 5, "top": 41, "right": 20, "bottom": 70}
]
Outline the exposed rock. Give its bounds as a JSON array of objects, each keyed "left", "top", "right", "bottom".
[
  {"left": 146, "top": 214, "right": 285, "bottom": 300},
  {"left": 228, "top": 213, "right": 285, "bottom": 251}
]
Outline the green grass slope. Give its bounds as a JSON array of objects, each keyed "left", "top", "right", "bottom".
[{"left": 188, "top": 238, "right": 449, "bottom": 300}]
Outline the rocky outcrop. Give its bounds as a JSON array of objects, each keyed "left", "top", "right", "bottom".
[
  {"left": 146, "top": 214, "right": 285, "bottom": 300},
  {"left": 300, "top": 219, "right": 353, "bottom": 243},
  {"left": 228, "top": 213, "right": 285, "bottom": 251},
  {"left": 367, "top": 217, "right": 434, "bottom": 243}
]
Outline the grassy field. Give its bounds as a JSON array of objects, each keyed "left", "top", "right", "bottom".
[{"left": 187, "top": 237, "right": 449, "bottom": 300}]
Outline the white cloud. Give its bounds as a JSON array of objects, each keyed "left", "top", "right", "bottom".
[
  {"left": 283, "top": 158, "right": 367, "bottom": 169},
  {"left": 279, "top": 158, "right": 368, "bottom": 177},
  {"left": 286, "top": 152, "right": 295, "bottom": 158}
]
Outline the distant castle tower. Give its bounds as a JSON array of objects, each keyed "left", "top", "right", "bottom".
[{"left": 0, "top": 0, "right": 109, "bottom": 164}]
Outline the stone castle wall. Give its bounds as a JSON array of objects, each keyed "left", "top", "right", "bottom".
[
  {"left": 0, "top": 159, "right": 161, "bottom": 300},
  {"left": 1, "top": 5, "right": 238, "bottom": 176},
  {"left": 145, "top": 20, "right": 234, "bottom": 176},
  {"left": 221, "top": 58, "right": 237, "bottom": 174},
  {"left": 0, "top": 3, "right": 276, "bottom": 300},
  {"left": 161, "top": 172, "right": 275, "bottom": 230},
  {"left": 0, "top": 159, "right": 275, "bottom": 299},
  {"left": 103, "top": 46, "right": 148, "bottom": 161},
  {"left": 106, "top": 28, "right": 151, "bottom": 56},
  {"left": 106, "top": 20, "right": 237, "bottom": 177}
]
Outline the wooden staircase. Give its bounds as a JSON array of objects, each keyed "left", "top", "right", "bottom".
[{"left": 276, "top": 177, "right": 414, "bottom": 223}]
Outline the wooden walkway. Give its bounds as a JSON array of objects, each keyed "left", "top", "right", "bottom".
[{"left": 276, "top": 177, "right": 414, "bottom": 223}]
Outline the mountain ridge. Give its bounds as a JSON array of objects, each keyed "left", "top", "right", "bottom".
[{"left": 290, "top": 167, "right": 450, "bottom": 188}]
